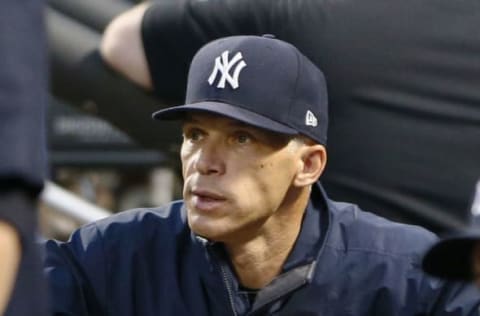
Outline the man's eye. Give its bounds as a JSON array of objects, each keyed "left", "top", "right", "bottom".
[
  {"left": 184, "top": 128, "right": 203, "bottom": 142},
  {"left": 235, "top": 133, "right": 252, "bottom": 144}
]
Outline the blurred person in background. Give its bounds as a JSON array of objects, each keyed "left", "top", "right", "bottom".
[
  {"left": 44, "top": 35, "right": 480, "bottom": 316},
  {"left": 0, "top": 1, "right": 48, "bottom": 315},
  {"left": 423, "top": 180, "right": 480, "bottom": 288},
  {"left": 100, "top": 0, "right": 480, "bottom": 235}
]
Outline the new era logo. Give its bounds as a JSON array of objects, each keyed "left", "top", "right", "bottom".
[
  {"left": 305, "top": 110, "right": 318, "bottom": 127},
  {"left": 208, "top": 50, "right": 247, "bottom": 89}
]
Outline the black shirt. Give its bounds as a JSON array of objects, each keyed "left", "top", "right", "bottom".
[{"left": 142, "top": 0, "right": 480, "bottom": 233}]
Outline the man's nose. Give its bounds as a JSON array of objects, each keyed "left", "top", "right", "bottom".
[{"left": 193, "top": 143, "right": 225, "bottom": 175}]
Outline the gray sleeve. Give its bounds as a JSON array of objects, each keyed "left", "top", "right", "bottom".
[
  {"left": 0, "top": 0, "right": 48, "bottom": 240},
  {"left": 0, "top": 0, "right": 48, "bottom": 196}
]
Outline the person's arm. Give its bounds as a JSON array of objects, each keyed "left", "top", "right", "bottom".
[
  {"left": 420, "top": 274, "right": 480, "bottom": 315},
  {"left": 0, "top": 222, "right": 20, "bottom": 315},
  {"left": 0, "top": 191, "right": 48, "bottom": 316},
  {"left": 101, "top": 2, "right": 153, "bottom": 90},
  {"left": 100, "top": 0, "right": 288, "bottom": 101},
  {"left": 44, "top": 223, "right": 107, "bottom": 315}
]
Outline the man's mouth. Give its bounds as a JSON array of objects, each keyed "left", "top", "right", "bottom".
[{"left": 190, "top": 189, "right": 227, "bottom": 212}]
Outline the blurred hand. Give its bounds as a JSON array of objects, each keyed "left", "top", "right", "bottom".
[{"left": 0, "top": 221, "right": 21, "bottom": 315}]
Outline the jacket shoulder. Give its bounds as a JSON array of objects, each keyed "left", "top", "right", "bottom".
[
  {"left": 93, "top": 200, "right": 187, "bottom": 241},
  {"left": 51, "top": 200, "right": 188, "bottom": 252},
  {"left": 327, "top": 200, "right": 437, "bottom": 260}
]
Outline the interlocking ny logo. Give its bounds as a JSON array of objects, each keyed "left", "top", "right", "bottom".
[{"left": 208, "top": 50, "right": 247, "bottom": 89}]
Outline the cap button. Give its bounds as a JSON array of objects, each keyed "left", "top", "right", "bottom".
[{"left": 262, "top": 34, "right": 276, "bottom": 39}]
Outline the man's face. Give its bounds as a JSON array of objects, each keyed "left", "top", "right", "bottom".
[{"left": 180, "top": 113, "right": 302, "bottom": 243}]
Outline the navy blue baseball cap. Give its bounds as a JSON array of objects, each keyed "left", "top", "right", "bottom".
[
  {"left": 422, "top": 180, "right": 480, "bottom": 280},
  {"left": 152, "top": 35, "right": 329, "bottom": 145}
]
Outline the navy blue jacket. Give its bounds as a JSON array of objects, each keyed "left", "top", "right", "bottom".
[{"left": 45, "top": 183, "right": 480, "bottom": 315}]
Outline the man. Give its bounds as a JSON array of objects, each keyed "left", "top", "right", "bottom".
[
  {"left": 100, "top": 0, "right": 480, "bottom": 233},
  {"left": 0, "top": 0, "right": 48, "bottom": 315},
  {"left": 46, "top": 35, "right": 479, "bottom": 315},
  {"left": 423, "top": 180, "right": 480, "bottom": 287}
]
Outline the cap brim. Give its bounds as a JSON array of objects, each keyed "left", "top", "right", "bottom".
[
  {"left": 152, "top": 101, "right": 298, "bottom": 135},
  {"left": 422, "top": 232, "right": 480, "bottom": 280}
]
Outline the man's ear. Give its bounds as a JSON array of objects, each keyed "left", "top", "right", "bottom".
[{"left": 293, "top": 144, "right": 327, "bottom": 187}]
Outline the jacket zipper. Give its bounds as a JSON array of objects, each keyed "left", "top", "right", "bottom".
[{"left": 220, "top": 262, "right": 238, "bottom": 316}]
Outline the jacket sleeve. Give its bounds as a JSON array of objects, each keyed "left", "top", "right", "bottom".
[
  {"left": 420, "top": 274, "right": 480, "bottom": 316},
  {"left": 44, "top": 223, "right": 108, "bottom": 315}
]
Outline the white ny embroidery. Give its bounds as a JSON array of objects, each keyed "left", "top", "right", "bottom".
[{"left": 208, "top": 50, "right": 247, "bottom": 89}]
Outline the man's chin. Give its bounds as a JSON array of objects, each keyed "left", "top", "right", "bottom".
[
  {"left": 188, "top": 217, "right": 225, "bottom": 241},
  {"left": 192, "top": 229, "right": 227, "bottom": 243}
]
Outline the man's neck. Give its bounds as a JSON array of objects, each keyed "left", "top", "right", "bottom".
[{"left": 224, "top": 187, "right": 310, "bottom": 289}]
